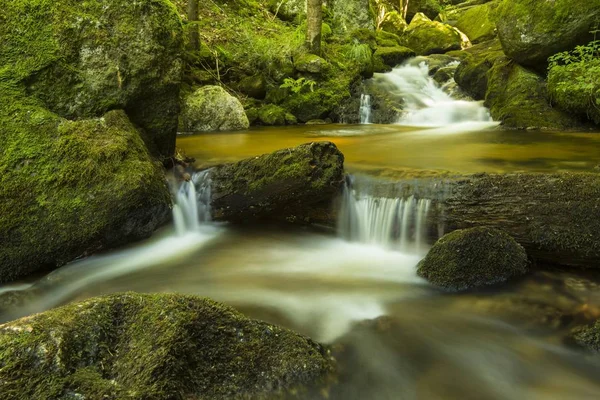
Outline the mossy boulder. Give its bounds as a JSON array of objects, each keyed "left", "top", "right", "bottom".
[
  {"left": 375, "top": 30, "right": 404, "bottom": 47},
  {"left": 239, "top": 75, "right": 267, "bottom": 99},
  {"left": 258, "top": 104, "right": 288, "bottom": 126},
  {"left": 455, "top": 2, "right": 498, "bottom": 44},
  {"left": 454, "top": 39, "right": 505, "bottom": 100},
  {"left": 548, "top": 59, "right": 600, "bottom": 126},
  {"left": 484, "top": 57, "right": 584, "bottom": 129},
  {"left": 0, "top": 292, "right": 335, "bottom": 399},
  {"left": 0, "top": 93, "right": 171, "bottom": 283},
  {"left": 331, "top": 0, "right": 375, "bottom": 32},
  {"left": 209, "top": 142, "right": 345, "bottom": 224},
  {"left": 496, "top": 0, "right": 600, "bottom": 69},
  {"left": 294, "top": 54, "right": 329, "bottom": 74},
  {"left": 402, "top": 13, "right": 464, "bottom": 55},
  {"left": 417, "top": 227, "right": 528, "bottom": 291},
  {"left": 374, "top": 46, "right": 416, "bottom": 68},
  {"left": 379, "top": 11, "right": 408, "bottom": 36},
  {"left": 406, "top": 0, "right": 443, "bottom": 22},
  {"left": 180, "top": 85, "right": 250, "bottom": 132},
  {"left": 570, "top": 320, "right": 600, "bottom": 353},
  {"left": 0, "top": 0, "right": 184, "bottom": 158}
]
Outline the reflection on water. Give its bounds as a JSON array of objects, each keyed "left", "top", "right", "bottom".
[
  {"left": 3, "top": 226, "right": 600, "bottom": 399},
  {"left": 177, "top": 124, "right": 600, "bottom": 175}
]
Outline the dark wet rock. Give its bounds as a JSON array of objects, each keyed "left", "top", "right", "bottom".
[
  {"left": 239, "top": 75, "right": 268, "bottom": 99},
  {"left": 417, "top": 227, "right": 528, "bottom": 291},
  {"left": 0, "top": 292, "right": 335, "bottom": 399},
  {"left": 209, "top": 142, "right": 345, "bottom": 225},
  {"left": 496, "top": 0, "right": 600, "bottom": 70}
]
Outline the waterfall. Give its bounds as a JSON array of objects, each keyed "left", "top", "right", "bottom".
[
  {"left": 359, "top": 94, "right": 372, "bottom": 124},
  {"left": 172, "top": 170, "right": 212, "bottom": 235},
  {"left": 370, "top": 59, "right": 495, "bottom": 128},
  {"left": 338, "top": 183, "right": 432, "bottom": 254}
]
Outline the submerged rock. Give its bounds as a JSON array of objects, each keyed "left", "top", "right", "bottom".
[
  {"left": 180, "top": 86, "right": 250, "bottom": 132},
  {"left": 209, "top": 142, "right": 345, "bottom": 224},
  {"left": 0, "top": 292, "right": 335, "bottom": 399},
  {"left": 402, "top": 13, "right": 464, "bottom": 55},
  {"left": 1, "top": 0, "right": 184, "bottom": 157},
  {"left": 417, "top": 227, "right": 528, "bottom": 291},
  {"left": 0, "top": 95, "right": 171, "bottom": 283},
  {"left": 496, "top": 0, "right": 600, "bottom": 69}
]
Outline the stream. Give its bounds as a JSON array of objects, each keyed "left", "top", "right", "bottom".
[{"left": 3, "top": 62, "right": 600, "bottom": 399}]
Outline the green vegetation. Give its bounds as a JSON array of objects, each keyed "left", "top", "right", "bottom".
[{"left": 0, "top": 292, "right": 335, "bottom": 399}]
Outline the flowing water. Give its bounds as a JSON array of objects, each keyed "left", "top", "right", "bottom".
[
  {"left": 359, "top": 94, "right": 372, "bottom": 124},
  {"left": 3, "top": 60, "right": 600, "bottom": 398}
]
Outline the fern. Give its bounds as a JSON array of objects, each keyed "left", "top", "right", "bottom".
[{"left": 280, "top": 77, "right": 316, "bottom": 93}]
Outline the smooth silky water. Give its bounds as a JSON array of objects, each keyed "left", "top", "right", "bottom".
[{"left": 3, "top": 62, "right": 600, "bottom": 399}]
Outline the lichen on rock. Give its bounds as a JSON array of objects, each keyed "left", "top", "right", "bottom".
[{"left": 180, "top": 85, "right": 250, "bottom": 132}]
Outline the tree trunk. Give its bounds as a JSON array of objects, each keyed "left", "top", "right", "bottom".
[
  {"left": 187, "top": 0, "right": 200, "bottom": 51},
  {"left": 399, "top": 0, "right": 409, "bottom": 20},
  {"left": 306, "top": 0, "right": 323, "bottom": 55}
]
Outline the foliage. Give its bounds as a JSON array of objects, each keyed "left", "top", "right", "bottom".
[
  {"left": 280, "top": 77, "right": 317, "bottom": 93},
  {"left": 346, "top": 42, "right": 373, "bottom": 65}
]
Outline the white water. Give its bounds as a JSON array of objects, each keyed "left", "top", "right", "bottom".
[
  {"left": 338, "top": 183, "right": 432, "bottom": 254},
  {"left": 372, "top": 60, "right": 496, "bottom": 128},
  {"left": 359, "top": 94, "right": 372, "bottom": 124}
]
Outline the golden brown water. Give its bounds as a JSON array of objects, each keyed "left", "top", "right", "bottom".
[{"left": 177, "top": 124, "right": 600, "bottom": 176}]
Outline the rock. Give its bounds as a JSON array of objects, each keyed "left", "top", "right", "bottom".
[
  {"left": 406, "top": 0, "right": 443, "bottom": 22},
  {"left": 239, "top": 75, "right": 267, "bottom": 99},
  {"left": 331, "top": 0, "right": 375, "bottom": 32},
  {"left": 0, "top": 292, "right": 335, "bottom": 399},
  {"left": 548, "top": 58, "right": 600, "bottom": 126},
  {"left": 306, "top": 119, "right": 329, "bottom": 125},
  {"left": 0, "top": 96, "right": 171, "bottom": 283},
  {"left": 180, "top": 86, "right": 250, "bottom": 132},
  {"left": 454, "top": 2, "right": 498, "bottom": 44},
  {"left": 209, "top": 142, "right": 345, "bottom": 224},
  {"left": 432, "top": 65, "right": 456, "bottom": 85},
  {"left": 402, "top": 13, "right": 465, "bottom": 55},
  {"left": 268, "top": 0, "right": 305, "bottom": 22},
  {"left": 375, "top": 30, "right": 404, "bottom": 47},
  {"left": 1, "top": 0, "right": 184, "bottom": 158},
  {"left": 496, "top": 0, "right": 600, "bottom": 69},
  {"left": 380, "top": 11, "right": 408, "bottom": 36},
  {"left": 570, "top": 321, "right": 600, "bottom": 353},
  {"left": 406, "top": 54, "right": 459, "bottom": 75},
  {"left": 258, "top": 104, "right": 288, "bottom": 126},
  {"left": 417, "top": 227, "right": 528, "bottom": 291},
  {"left": 485, "top": 57, "right": 584, "bottom": 129},
  {"left": 454, "top": 39, "right": 504, "bottom": 100},
  {"left": 294, "top": 54, "right": 329, "bottom": 74},
  {"left": 374, "top": 46, "right": 417, "bottom": 68}
]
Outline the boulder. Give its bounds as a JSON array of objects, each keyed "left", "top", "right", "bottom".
[
  {"left": 0, "top": 0, "right": 184, "bottom": 157},
  {"left": 0, "top": 292, "right": 335, "bottom": 399},
  {"left": 294, "top": 54, "right": 330, "bottom": 74},
  {"left": 417, "top": 227, "right": 528, "bottom": 291},
  {"left": 239, "top": 75, "right": 267, "bottom": 99},
  {"left": 380, "top": 11, "right": 408, "bottom": 36},
  {"left": 570, "top": 321, "right": 600, "bottom": 353},
  {"left": 496, "top": 0, "right": 600, "bottom": 69},
  {"left": 454, "top": 2, "right": 498, "bottom": 44},
  {"left": 402, "top": 13, "right": 464, "bottom": 55},
  {"left": 373, "top": 46, "right": 416, "bottom": 68},
  {"left": 208, "top": 142, "right": 345, "bottom": 224},
  {"left": 331, "top": 0, "right": 375, "bottom": 32},
  {"left": 0, "top": 94, "right": 171, "bottom": 283},
  {"left": 180, "top": 86, "right": 250, "bottom": 132},
  {"left": 485, "top": 57, "right": 584, "bottom": 129},
  {"left": 453, "top": 39, "right": 504, "bottom": 100},
  {"left": 258, "top": 104, "right": 288, "bottom": 126},
  {"left": 406, "top": 0, "right": 443, "bottom": 22}
]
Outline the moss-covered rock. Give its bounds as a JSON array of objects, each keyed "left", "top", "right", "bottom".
[
  {"left": 548, "top": 58, "right": 600, "bottom": 126},
  {"left": 496, "top": 0, "right": 600, "bottom": 69},
  {"left": 180, "top": 85, "right": 250, "bottom": 132},
  {"left": 379, "top": 11, "right": 408, "bottom": 36},
  {"left": 0, "top": 0, "right": 184, "bottom": 157},
  {"left": 239, "top": 74, "right": 268, "bottom": 99},
  {"left": 402, "top": 13, "right": 464, "bottom": 55},
  {"left": 0, "top": 292, "right": 335, "bottom": 399},
  {"left": 294, "top": 54, "right": 330, "bottom": 74},
  {"left": 455, "top": 2, "right": 498, "bottom": 44},
  {"left": 406, "top": 0, "right": 443, "bottom": 22},
  {"left": 570, "top": 320, "right": 600, "bottom": 353},
  {"left": 485, "top": 57, "right": 584, "bottom": 129},
  {"left": 417, "top": 227, "right": 528, "bottom": 291},
  {"left": 210, "top": 142, "right": 345, "bottom": 224},
  {"left": 375, "top": 30, "right": 404, "bottom": 47},
  {"left": 373, "top": 46, "right": 416, "bottom": 68},
  {"left": 258, "top": 104, "right": 288, "bottom": 126},
  {"left": 453, "top": 39, "right": 505, "bottom": 100},
  {"left": 0, "top": 92, "right": 171, "bottom": 283}
]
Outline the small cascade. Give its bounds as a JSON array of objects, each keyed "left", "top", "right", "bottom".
[
  {"left": 370, "top": 60, "right": 495, "bottom": 127},
  {"left": 338, "top": 183, "right": 432, "bottom": 253},
  {"left": 359, "top": 94, "right": 372, "bottom": 124},
  {"left": 172, "top": 170, "right": 212, "bottom": 235}
]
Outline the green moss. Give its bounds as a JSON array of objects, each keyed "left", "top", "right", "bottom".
[
  {"left": 379, "top": 11, "right": 408, "bottom": 37},
  {"left": 484, "top": 57, "right": 584, "bottom": 129},
  {"left": 417, "top": 227, "right": 528, "bottom": 291},
  {"left": 0, "top": 292, "right": 335, "bottom": 399},
  {"left": 258, "top": 104, "right": 288, "bottom": 126},
  {"left": 375, "top": 30, "right": 403, "bottom": 47},
  {"left": 402, "top": 13, "right": 463, "bottom": 55},
  {"left": 454, "top": 39, "right": 505, "bottom": 100},
  {"left": 294, "top": 54, "right": 330, "bottom": 74},
  {"left": 454, "top": 2, "right": 497, "bottom": 44},
  {"left": 0, "top": 0, "right": 184, "bottom": 157},
  {"left": 0, "top": 90, "right": 170, "bottom": 282},
  {"left": 373, "top": 46, "right": 416, "bottom": 68}
]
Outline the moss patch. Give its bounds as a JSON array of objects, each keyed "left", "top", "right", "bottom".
[
  {"left": 0, "top": 292, "right": 335, "bottom": 399},
  {"left": 374, "top": 46, "right": 416, "bottom": 68},
  {"left": 455, "top": 2, "right": 498, "bottom": 44}
]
